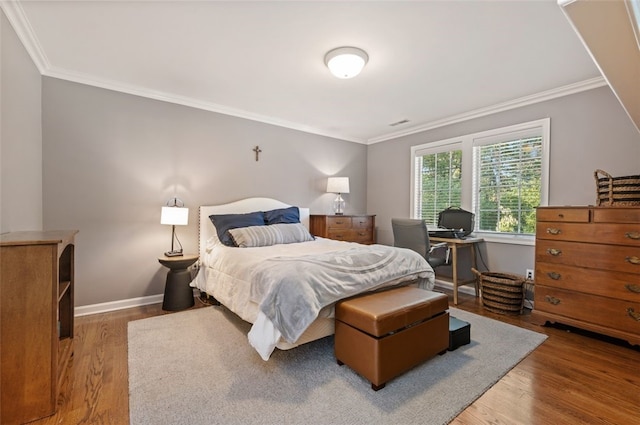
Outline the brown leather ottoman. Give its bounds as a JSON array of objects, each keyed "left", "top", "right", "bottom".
[{"left": 335, "top": 286, "right": 449, "bottom": 390}]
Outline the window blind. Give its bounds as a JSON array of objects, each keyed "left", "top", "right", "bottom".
[{"left": 472, "top": 135, "right": 542, "bottom": 235}]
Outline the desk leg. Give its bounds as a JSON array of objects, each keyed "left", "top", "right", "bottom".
[
  {"left": 451, "top": 244, "right": 459, "bottom": 305},
  {"left": 471, "top": 243, "right": 479, "bottom": 298}
]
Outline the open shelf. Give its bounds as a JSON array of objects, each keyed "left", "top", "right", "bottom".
[
  {"left": 58, "top": 280, "right": 71, "bottom": 301},
  {"left": 0, "top": 230, "right": 77, "bottom": 424}
]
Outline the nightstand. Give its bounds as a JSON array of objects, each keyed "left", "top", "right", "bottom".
[
  {"left": 158, "top": 254, "right": 198, "bottom": 311},
  {"left": 310, "top": 214, "right": 376, "bottom": 244}
]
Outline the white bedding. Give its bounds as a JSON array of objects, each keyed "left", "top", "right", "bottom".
[
  {"left": 194, "top": 236, "right": 351, "bottom": 324},
  {"left": 192, "top": 198, "right": 435, "bottom": 360}
]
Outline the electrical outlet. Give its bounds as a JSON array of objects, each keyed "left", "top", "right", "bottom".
[{"left": 525, "top": 269, "right": 534, "bottom": 280}]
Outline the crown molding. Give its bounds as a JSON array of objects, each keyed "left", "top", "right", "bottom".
[
  {"left": 366, "top": 76, "right": 607, "bottom": 144},
  {"left": 1, "top": 0, "right": 49, "bottom": 73},
  {"left": 1, "top": 0, "right": 366, "bottom": 144},
  {"left": 1, "top": 0, "right": 606, "bottom": 146},
  {"left": 43, "top": 65, "right": 368, "bottom": 144},
  {"left": 42, "top": 67, "right": 606, "bottom": 147}
]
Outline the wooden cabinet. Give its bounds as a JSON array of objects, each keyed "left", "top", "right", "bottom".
[
  {"left": 532, "top": 207, "right": 640, "bottom": 346},
  {"left": 310, "top": 215, "right": 376, "bottom": 244},
  {"left": 1, "top": 230, "right": 77, "bottom": 424}
]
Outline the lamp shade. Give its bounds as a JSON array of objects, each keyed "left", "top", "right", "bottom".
[
  {"left": 325, "top": 47, "right": 368, "bottom": 79},
  {"left": 161, "top": 206, "right": 189, "bottom": 226},
  {"left": 327, "top": 177, "right": 350, "bottom": 194}
]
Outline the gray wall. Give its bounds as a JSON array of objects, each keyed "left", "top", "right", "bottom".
[
  {"left": 42, "top": 78, "right": 367, "bottom": 307},
  {"left": 1, "top": 11, "right": 42, "bottom": 233},
  {"left": 6, "top": 8, "right": 640, "bottom": 307},
  {"left": 367, "top": 86, "right": 640, "bottom": 276}
]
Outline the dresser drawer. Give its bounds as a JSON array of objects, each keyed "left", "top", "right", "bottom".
[
  {"left": 593, "top": 208, "right": 640, "bottom": 224},
  {"left": 536, "top": 222, "right": 640, "bottom": 246},
  {"left": 537, "top": 208, "right": 590, "bottom": 223},
  {"left": 534, "top": 285, "right": 640, "bottom": 336},
  {"left": 327, "top": 217, "right": 352, "bottom": 229},
  {"left": 536, "top": 262, "right": 640, "bottom": 301},
  {"left": 328, "top": 229, "right": 374, "bottom": 244},
  {"left": 535, "top": 239, "right": 640, "bottom": 275},
  {"left": 327, "top": 229, "right": 352, "bottom": 241},
  {"left": 351, "top": 216, "right": 373, "bottom": 229},
  {"left": 349, "top": 229, "right": 373, "bottom": 244}
]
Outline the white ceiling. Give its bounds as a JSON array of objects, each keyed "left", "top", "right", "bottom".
[{"left": 3, "top": 0, "right": 603, "bottom": 144}]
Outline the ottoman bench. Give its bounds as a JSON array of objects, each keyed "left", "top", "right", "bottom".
[{"left": 334, "top": 286, "right": 449, "bottom": 390}]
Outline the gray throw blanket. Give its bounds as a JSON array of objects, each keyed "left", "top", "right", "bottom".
[{"left": 250, "top": 244, "right": 434, "bottom": 343}]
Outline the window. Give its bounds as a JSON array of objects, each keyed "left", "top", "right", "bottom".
[
  {"left": 411, "top": 119, "right": 549, "bottom": 243},
  {"left": 413, "top": 144, "right": 463, "bottom": 226}
]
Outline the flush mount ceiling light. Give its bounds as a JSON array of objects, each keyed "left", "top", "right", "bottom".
[{"left": 324, "top": 46, "right": 369, "bottom": 79}]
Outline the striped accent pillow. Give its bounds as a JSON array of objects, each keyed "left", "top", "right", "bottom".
[{"left": 229, "top": 223, "right": 314, "bottom": 248}]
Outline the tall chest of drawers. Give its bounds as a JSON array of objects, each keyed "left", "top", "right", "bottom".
[
  {"left": 532, "top": 206, "right": 640, "bottom": 346},
  {"left": 309, "top": 214, "right": 376, "bottom": 244}
]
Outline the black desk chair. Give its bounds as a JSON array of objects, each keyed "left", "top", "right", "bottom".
[{"left": 391, "top": 218, "right": 449, "bottom": 269}]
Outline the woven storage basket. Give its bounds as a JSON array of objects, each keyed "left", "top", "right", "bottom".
[
  {"left": 472, "top": 269, "right": 525, "bottom": 315},
  {"left": 594, "top": 169, "right": 640, "bottom": 206}
]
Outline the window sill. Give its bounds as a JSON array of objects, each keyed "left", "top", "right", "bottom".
[{"left": 473, "top": 233, "right": 535, "bottom": 246}]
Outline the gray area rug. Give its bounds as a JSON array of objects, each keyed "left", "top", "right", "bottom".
[{"left": 128, "top": 306, "right": 546, "bottom": 425}]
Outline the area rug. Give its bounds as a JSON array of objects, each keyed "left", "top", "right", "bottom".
[{"left": 128, "top": 306, "right": 546, "bottom": 425}]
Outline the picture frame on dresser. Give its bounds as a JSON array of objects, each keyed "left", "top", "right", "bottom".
[{"left": 532, "top": 206, "right": 640, "bottom": 346}]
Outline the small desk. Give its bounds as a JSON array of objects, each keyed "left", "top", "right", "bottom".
[
  {"left": 158, "top": 254, "right": 198, "bottom": 311},
  {"left": 429, "top": 237, "right": 483, "bottom": 305}
]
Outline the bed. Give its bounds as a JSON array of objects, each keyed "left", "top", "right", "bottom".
[{"left": 191, "top": 197, "right": 435, "bottom": 360}]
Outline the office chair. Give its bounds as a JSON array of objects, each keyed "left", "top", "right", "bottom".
[{"left": 391, "top": 218, "right": 449, "bottom": 269}]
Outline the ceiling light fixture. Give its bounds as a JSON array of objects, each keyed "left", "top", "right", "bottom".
[{"left": 324, "top": 47, "right": 368, "bottom": 79}]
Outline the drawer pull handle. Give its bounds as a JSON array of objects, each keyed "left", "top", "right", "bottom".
[
  {"left": 625, "top": 284, "right": 640, "bottom": 294},
  {"left": 545, "top": 295, "right": 561, "bottom": 305},
  {"left": 335, "top": 221, "right": 344, "bottom": 225},
  {"left": 625, "top": 231, "right": 640, "bottom": 240},
  {"left": 546, "top": 248, "right": 562, "bottom": 256},
  {"left": 558, "top": 213, "right": 564, "bottom": 218},
  {"left": 627, "top": 308, "right": 640, "bottom": 322},
  {"left": 546, "top": 228, "right": 561, "bottom": 235},
  {"left": 547, "top": 272, "right": 561, "bottom": 280},
  {"left": 625, "top": 256, "right": 640, "bottom": 265}
]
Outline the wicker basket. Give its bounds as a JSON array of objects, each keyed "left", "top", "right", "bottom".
[
  {"left": 594, "top": 169, "right": 640, "bottom": 206},
  {"left": 472, "top": 269, "right": 525, "bottom": 315}
]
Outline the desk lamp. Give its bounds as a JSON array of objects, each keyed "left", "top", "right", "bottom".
[
  {"left": 161, "top": 197, "right": 189, "bottom": 257},
  {"left": 327, "top": 177, "right": 350, "bottom": 215}
]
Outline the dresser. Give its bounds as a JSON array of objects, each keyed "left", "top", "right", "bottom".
[
  {"left": 310, "top": 214, "right": 376, "bottom": 244},
  {"left": 0, "top": 230, "right": 77, "bottom": 424},
  {"left": 532, "top": 207, "right": 640, "bottom": 346}
]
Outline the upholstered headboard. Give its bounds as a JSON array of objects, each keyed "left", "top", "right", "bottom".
[{"left": 198, "top": 197, "right": 310, "bottom": 257}]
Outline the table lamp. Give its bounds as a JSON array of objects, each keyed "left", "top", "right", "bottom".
[
  {"left": 327, "top": 177, "right": 350, "bottom": 215},
  {"left": 161, "top": 197, "right": 189, "bottom": 257}
]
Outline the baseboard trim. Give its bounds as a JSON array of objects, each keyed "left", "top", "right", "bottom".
[
  {"left": 76, "top": 283, "right": 470, "bottom": 317},
  {"left": 74, "top": 294, "right": 165, "bottom": 317},
  {"left": 435, "top": 279, "right": 534, "bottom": 309},
  {"left": 434, "top": 279, "right": 477, "bottom": 296}
]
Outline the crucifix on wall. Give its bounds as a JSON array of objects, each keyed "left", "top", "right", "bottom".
[{"left": 253, "top": 145, "right": 262, "bottom": 161}]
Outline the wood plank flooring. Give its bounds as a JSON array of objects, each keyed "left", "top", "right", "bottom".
[{"left": 30, "top": 291, "right": 639, "bottom": 425}]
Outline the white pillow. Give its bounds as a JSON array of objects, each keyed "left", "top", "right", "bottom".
[{"left": 229, "top": 223, "right": 314, "bottom": 248}]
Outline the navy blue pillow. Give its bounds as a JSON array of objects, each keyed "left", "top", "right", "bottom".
[
  {"left": 209, "top": 211, "right": 266, "bottom": 246},
  {"left": 264, "top": 206, "right": 300, "bottom": 225}
]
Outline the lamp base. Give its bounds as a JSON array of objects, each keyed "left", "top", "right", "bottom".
[
  {"left": 333, "top": 193, "right": 346, "bottom": 215},
  {"left": 164, "top": 250, "right": 184, "bottom": 257}
]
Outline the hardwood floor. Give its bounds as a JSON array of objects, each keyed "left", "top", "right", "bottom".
[{"left": 31, "top": 292, "right": 639, "bottom": 425}]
